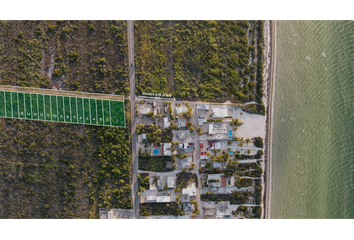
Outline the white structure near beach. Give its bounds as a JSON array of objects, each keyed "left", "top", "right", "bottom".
[
  {"left": 164, "top": 117, "right": 170, "bottom": 128},
  {"left": 175, "top": 106, "right": 188, "bottom": 114},
  {"left": 211, "top": 105, "right": 232, "bottom": 118},
  {"left": 167, "top": 177, "right": 175, "bottom": 188}
]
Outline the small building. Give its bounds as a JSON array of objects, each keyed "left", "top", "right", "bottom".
[
  {"left": 156, "top": 196, "right": 171, "bottom": 203},
  {"left": 181, "top": 194, "right": 190, "bottom": 203},
  {"left": 209, "top": 124, "right": 214, "bottom": 134},
  {"left": 163, "top": 143, "right": 176, "bottom": 156},
  {"left": 182, "top": 188, "right": 197, "bottom": 196},
  {"left": 208, "top": 141, "right": 221, "bottom": 150},
  {"left": 157, "top": 179, "right": 162, "bottom": 189},
  {"left": 179, "top": 143, "right": 193, "bottom": 152},
  {"left": 167, "top": 177, "right": 175, "bottom": 189},
  {"left": 175, "top": 106, "right": 188, "bottom": 114},
  {"left": 200, "top": 152, "right": 209, "bottom": 160},
  {"left": 212, "top": 123, "right": 227, "bottom": 134},
  {"left": 197, "top": 103, "right": 209, "bottom": 110},
  {"left": 147, "top": 195, "right": 157, "bottom": 202},
  {"left": 140, "top": 106, "right": 151, "bottom": 115},
  {"left": 138, "top": 135, "right": 143, "bottom": 143},
  {"left": 213, "top": 162, "right": 222, "bottom": 169},
  {"left": 178, "top": 118, "right": 188, "bottom": 128},
  {"left": 157, "top": 108, "right": 161, "bottom": 114},
  {"left": 142, "top": 133, "right": 147, "bottom": 141},
  {"left": 211, "top": 105, "right": 232, "bottom": 118},
  {"left": 163, "top": 117, "right": 170, "bottom": 128},
  {"left": 198, "top": 118, "right": 207, "bottom": 126},
  {"left": 184, "top": 203, "right": 195, "bottom": 215}
]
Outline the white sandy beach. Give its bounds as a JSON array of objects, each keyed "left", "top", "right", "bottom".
[
  {"left": 233, "top": 108, "right": 266, "bottom": 139},
  {"left": 262, "top": 20, "right": 277, "bottom": 219}
]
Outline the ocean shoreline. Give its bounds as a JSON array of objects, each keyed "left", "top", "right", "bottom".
[{"left": 263, "top": 20, "right": 276, "bottom": 219}]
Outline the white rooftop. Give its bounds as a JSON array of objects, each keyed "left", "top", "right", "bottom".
[
  {"left": 140, "top": 106, "right": 151, "bottom": 115},
  {"left": 182, "top": 188, "right": 197, "bottom": 196},
  {"left": 213, "top": 162, "right": 222, "bottom": 168},
  {"left": 197, "top": 103, "right": 209, "bottom": 110},
  {"left": 167, "top": 177, "right": 175, "bottom": 188},
  {"left": 175, "top": 106, "right": 188, "bottom": 114},
  {"left": 142, "top": 133, "right": 147, "bottom": 139},
  {"left": 208, "top": 174, "right": 223, "bottom": 180},
  {"left": 198, "top": 118, "right": 207, "bottom": 126},
  {"left": 164, "top": 117, "right": 170, "bottom": 128},
  {"left": 211, "top": 105, "right": 229, "bottom": 117},
  {"left": 209, "top": 124, "right": 214, "bottom": 134},
  {"left": 147, "top": 195, "right": 157, "bottom": 201},
  {"left": 156, "top": 196, "right": 171, "bottom": 202}
]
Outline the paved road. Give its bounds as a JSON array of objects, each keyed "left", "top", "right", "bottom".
[{"left": 127, "top": 20, "right": 139, "bottom": 219}]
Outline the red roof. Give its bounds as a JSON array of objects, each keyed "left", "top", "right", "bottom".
[
  {"left": 208, "top": 141, "right": 216, "bottom": 148},
  {"left": 153, "top": 143, "right": 158, "bottom": 147},
  {"left": 188, "top": 143, "right": 194, "bottom": 146},
  {"left": 200, "top": 143, "right": 203, "bottom": 149},
  {"left": 221, "top": 176, "right": 226, "bottom": 187}
]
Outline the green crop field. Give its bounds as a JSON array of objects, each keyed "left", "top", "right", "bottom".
[{"left": 0, "top": 91, "right": 125, "bottom": 127}]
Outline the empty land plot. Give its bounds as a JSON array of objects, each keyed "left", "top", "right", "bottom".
[{"left": 0, "top": 90, "right": 125, "bottom": 127}]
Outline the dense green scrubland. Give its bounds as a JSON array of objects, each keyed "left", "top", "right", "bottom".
[
  {"left": 135, "top": 20, "right": 265, "bottom": 110},
  {"left": 0, "top": 20, "right": 132, "bottom": 219}
]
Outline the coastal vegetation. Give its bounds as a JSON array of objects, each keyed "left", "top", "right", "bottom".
[
  {"left": 135, "top": 20, "right": 266, "bottom": 111},
  {"left": 175, "top": 172, "right": 198, "bottom": 192},
  {"left": 0, "top": 20, "right": 131, "bottom": 218},
  {"left": 138, "top": 156, "right": 173, "bottom": 172},
  {"left": 201, "top": 190, "right": 254, "bottom": 204},
  {"left": 235, "top": 177, "right": 253, "bottom": 188},
  {"left": 0, "top": 20, "right": 129, "bottom": 95},
  {"left": 140, "top": 202, "right": 183, "bottom": 216},
  {"left": 136, "top": 124, "right": 172, "bottom": 143},
  {"left": 234, "top": 205, "right": 261, "bottom": 219},
  {"left": 254, "top": 137, "right": 264, "bottom": 148},
  {"left": 138, "top": 173, "right": 150, "bottom": 192},
  {"left": 241, "top": 103, "right": 265, "bottom": 115},
  {"left": 230, "top": 118, "right": 243, "bottom": 126}
]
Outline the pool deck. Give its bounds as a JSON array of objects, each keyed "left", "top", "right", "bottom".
[{"left": 151, "top": 146, "right": 163, "bottom": 156}]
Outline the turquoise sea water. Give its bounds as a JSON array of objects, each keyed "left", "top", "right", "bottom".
[{"left": 271, "top": 21, "right": 354, "bottom": 218}]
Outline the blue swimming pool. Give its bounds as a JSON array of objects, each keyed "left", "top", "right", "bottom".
[
  {"left": 228, "top": 130, "right": 232, "bottom": 136},
  {"left": 153, "top": 149, "right": 159, "bottom": 154},
  {"left": 229, "top": 151, "right": 233, "bottom": 154}
]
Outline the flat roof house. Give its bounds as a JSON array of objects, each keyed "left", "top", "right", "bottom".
[{"left": 167, "top": 177, "right": 175, "bottom": 189}]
